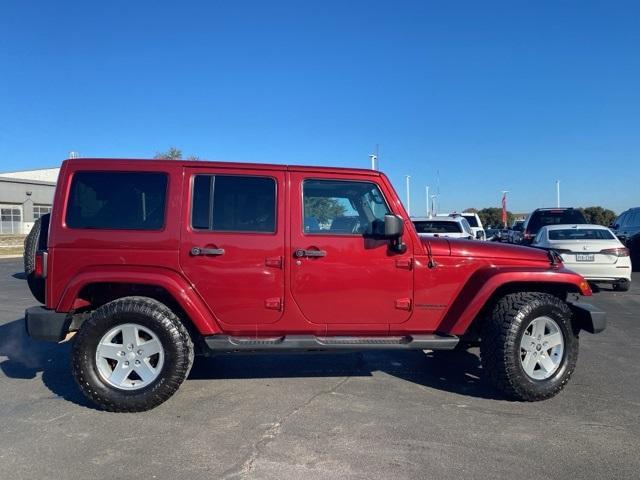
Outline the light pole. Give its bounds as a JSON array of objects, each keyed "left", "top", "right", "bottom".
[
  {"left": 405, "top": 175, "right": 411, "bottom": 216},
  {"left": 430, "top": 194, "right": 438, "bottom": 217},
  {"left": 556, "top": 180, "right": 560, "bottom": 207},
  {"left": 425, "top": 185, "right": 430, "bottom": 217},
  {"left": 369, "top": 154, "right": 377, "bottom": 170}
]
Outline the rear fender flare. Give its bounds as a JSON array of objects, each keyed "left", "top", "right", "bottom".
[{"left": 56, "top": 266, "right": 221, "bottom": 335}]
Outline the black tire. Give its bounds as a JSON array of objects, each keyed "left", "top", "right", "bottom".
[
  {"left": 480, "top": 292, "right": 579, "bottom": 401},
  {"left": 71, "top": 296, "right": 194, "bottom": 412},
  {"left": 613, "top": 281, "right": 631, "bottom": 292},
  {"left": 23, "top": 214, "right": 49, "bottom": 304}
]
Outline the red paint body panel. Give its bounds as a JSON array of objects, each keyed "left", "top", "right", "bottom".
[{"left": 43, "top": 158, "right": 591, "bottom": 339}]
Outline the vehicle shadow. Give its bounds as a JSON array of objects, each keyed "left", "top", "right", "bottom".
[
  {"left": 12, "top": 272, "right": 26, "bottom": 280},
  {"left": 190, "top": 347, "right": 504, "bottom": 401},
  {"left": 0, "top": 316, "right": 503, "bottom": 408},
  {"left": 0, "top": 318, "right": 95, "bottom": 409}
]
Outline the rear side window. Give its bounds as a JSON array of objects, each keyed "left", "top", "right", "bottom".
[
  {"left": 548, "top": 229, "right": 615, "bottom": 240},
  {"left": 66, "top": 172, "right": 167, "bottom": 230},
  {"left": 463, "top": 215, "right": 478, "bottom": 227},
  {"left": 191, "top": 175, "right": 276, "bottom": 233},
  {"left": 413, "top": 220, "right": 462, "bottom": 233},
  {"left": 527, "top": 210, "right": 587, "bottom": 234}
]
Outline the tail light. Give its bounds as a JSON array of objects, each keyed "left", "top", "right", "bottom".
[
  {"left": 600, "top": 247, "right": 629, "bottom": 257},
  {"left": 34, "top": 251, "right": 47, "bottom": 278}
]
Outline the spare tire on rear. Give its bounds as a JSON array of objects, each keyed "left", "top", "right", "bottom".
[{"left": 23, "top": 213, "right": 50, "bottom": 304}]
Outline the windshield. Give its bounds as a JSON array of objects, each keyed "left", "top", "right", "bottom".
[
  {"left": 548, "top": 229, "right": 615, "bottom": 241},
  {"left": 413, "top": 220, "right": 462, "bottom": 234}
]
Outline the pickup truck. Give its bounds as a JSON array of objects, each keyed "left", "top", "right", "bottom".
[{"left": 23, "top": 158, "right": 606, "bottom": 411}]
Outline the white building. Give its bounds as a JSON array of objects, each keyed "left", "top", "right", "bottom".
[{"left": 0, "top": 168, "right": 59, "bottom": 234}]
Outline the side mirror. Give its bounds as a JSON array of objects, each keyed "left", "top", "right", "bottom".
[
  {"left": 384, "top": 214, "right": 404, "bottom": 238},
  {"left": 476, "top": 231, "right": 483, "bottom": 240}
]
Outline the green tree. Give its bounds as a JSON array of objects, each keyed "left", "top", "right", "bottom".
[
  {"left": 304, "top": 197, "right": 346, "bottom": 224},
  {"left": 477, "top": 207, "right": 514, "bottom": 229},
  {"left": 579, "top": 206, "right": 617, "bottom": 226},
  {"left": 463, "top": 208, "right": 478, "bottom": 213},
  {"left": 154, "top": 147, "right": 199, "bottom": 160}
]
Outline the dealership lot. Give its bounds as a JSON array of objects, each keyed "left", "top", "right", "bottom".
[{"left": 0, "top": 258, "right": 638, "bottom": 480}]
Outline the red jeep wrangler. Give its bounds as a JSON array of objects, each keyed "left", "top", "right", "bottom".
[{"left": 24, "top": 158, "right": 606, "bottom": 411}]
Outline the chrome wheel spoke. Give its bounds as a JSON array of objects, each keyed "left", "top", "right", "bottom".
[
  {"left": 134, "top": 360, "right": 157, "bottom": 383},
  {"left": 522, "top": 352, "right": 538, "bottom": 376},
  {"left": 121, "top": 324, "right": 139, "bottom": 348},
  {"left": 96, "top": 343, "right": 123, "bottom": 360},
  {"left": 538, "top": 354, "right": 555, "bottom": 373},
  {"left": 109, "top": 362, "right": 132, "bottom": 386},
  {"left": 543, "top": 332, "right": 563, "bottom": 349},
  {"left": 140, "top": 339, "right": 162, "bottom": 357}
]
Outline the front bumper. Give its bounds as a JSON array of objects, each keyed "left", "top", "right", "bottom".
[
  {"left": 25, "top": 306, "right": 68, "bottom": 342},
  {"left": 569, "top": 302, "right": 607, "bottom": 334}
]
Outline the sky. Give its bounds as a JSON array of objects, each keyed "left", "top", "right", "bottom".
[{"left": 1, "top": 1, "right": 639, "bottom": 214}]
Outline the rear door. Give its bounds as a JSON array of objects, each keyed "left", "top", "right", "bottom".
[
  {"left": 289, "top": 172, "right": 414, "bottom": 325},
  {"left": 180, "top": 167, "right": 286, "bottom": 327}
]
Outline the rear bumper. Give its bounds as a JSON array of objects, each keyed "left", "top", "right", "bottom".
[
  {"left": 568, "top": 302, "right": 607, "bottom": 334},
  {"left": 25, "top": 306, "right": 68, "bottom": 342}
]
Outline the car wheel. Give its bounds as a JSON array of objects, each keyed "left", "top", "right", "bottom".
[
  {"left": 480, "top": 292, "right": 579, "bottom": 401},
  {"left": 71, "top": 296, "right": 194, "bottom": 412},
  {"left": 613, "top": 281, "right": 631, "bottom": 292}
]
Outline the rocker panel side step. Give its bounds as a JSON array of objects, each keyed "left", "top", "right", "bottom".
[{"left": 204, "top": 334, "right": 459, "bottom": 352}]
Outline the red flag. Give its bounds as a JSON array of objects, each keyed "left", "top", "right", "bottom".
[{"left": 501, "top": 192, "right": 507, "bottom": 226}]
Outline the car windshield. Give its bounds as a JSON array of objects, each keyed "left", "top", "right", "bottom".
[
  {"left": 548, "top": 229, "right": 615, "bottom": 241},
  {"left": 528, "top": 210, "right": 587, "bottom": 233},
  {"left": 463, "top": 215, "right": 478, "bottom": 227},
  {"left": 413, "top": 220, "right": 462, "bottom": 233}
]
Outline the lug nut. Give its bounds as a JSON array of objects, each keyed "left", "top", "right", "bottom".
[
  {"left": 124, "top": 361, "right": 130, "bottom": 366},
  {"left": 137, "top": 349, "right": 143, "bottom": 355}
]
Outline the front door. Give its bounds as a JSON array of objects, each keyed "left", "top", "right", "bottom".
[
  {"left": 180, "top": 167, "right": 286, "bottom": 327},
  {"left": 289, "top": 173, "right": 414, "bottom": 325}
]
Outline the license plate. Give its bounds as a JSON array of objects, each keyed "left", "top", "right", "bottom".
[{"left": 575, "top": 253, "right": 594, "bottom": 262}]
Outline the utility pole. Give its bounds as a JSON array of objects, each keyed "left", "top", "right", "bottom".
[
  {"left": 556, "top": 180, "right": 560, "bottom": 207},
  {"left": 425, "top": 185, "right": 430, "bottom": 217},
  {"left": 405, "top": 175, "right": 411, "bottom": 216}
]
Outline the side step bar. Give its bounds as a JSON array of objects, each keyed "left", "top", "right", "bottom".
[{"left": 204, "top": 334, "right": 459, "bottom": 353}]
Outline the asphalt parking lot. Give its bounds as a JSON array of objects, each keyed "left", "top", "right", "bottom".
[{"left": 0, "top": 258, "right": 638, "bottom": 480}]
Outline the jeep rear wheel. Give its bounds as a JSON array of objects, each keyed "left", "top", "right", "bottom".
[
  {"left": 71, "top": 296, "right": 194, "bottom": 412},
  {"left": 480, "top": 292, "right": 579, "bottom": 401}
]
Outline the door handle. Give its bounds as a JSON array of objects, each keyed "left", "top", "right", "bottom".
[
  {"left": 294, "top": 248, "right": 326, "bottom": 258},
  {"left": 191, "top": 247, "right": 225, "bottom": 256}
]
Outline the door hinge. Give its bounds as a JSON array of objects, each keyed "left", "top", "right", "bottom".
[
  {"left": 265, "top": 297, "right": 282, "bottom": 311},
  {"left": 395, "top": 298, "right": 412, "bottom": 311},
  {"left": 395, "top": 258, "right": 413, "bottom": 270},
  {"left": 265, "top": 256, "right": 283, "bottom": 268}
]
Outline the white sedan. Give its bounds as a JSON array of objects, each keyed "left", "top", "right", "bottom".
[{"left": 532, "top": 224, "right": 632, "bottom": 291}]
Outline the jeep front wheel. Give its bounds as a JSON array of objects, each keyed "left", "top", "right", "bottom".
[
  {"left": 71, "top": 296, "right": 194, "bottom": 412},
  {"left": 480, "top": 292, "right": 579, "bottom": 401}
]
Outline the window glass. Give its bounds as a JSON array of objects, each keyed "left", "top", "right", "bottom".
[
  {"left": 615, "top": 213, "right": 627, "bottom": 228},
  {"left": 33, "top": 205, "right": 52, "bottom": 220},
  {"left": 413, "top": 220, "right": 462, "bottom": 234},
  {"left": 66, "top": 172, "right": 167, "bottom": 230},
  {"left": 192, "top": 175, "right": 276, "bottom": 233},
  {"left": 527, "top": 209, "right": 587, "bottom": 234},
  {"left": 628, "top": 211, "right": 640, "bottom": 227},
  {"left": 461, "top": 218, "right": 473, "bottom": 235},
  {"left": 303, "top": 179, "right": 390, "bottom": 235},
  {"left": 0, "top": 206, "right": 21, "bottom": 234},
  {"left": 464, "top": 215, "right": 479, "bottom": 227},
  {"left": 548, "top": 229, "right": 615, "bottom": 241}
]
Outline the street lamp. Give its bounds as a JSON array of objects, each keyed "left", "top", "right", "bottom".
[{"left": 405, "top": 175, "right": 411, "bottom": 216}]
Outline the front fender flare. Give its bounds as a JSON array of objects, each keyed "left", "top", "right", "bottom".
[{"left": 438, "top": 266, "right": 590, "bottom": 336}]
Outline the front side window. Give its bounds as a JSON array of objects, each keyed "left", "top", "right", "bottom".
[
  {"left": 303, "top": 179, "right": 390, "bottom": 235},
  {"left": 192, "top": 175, "right": 276, "bottom": 233},
  {"left": 66, "top": 172, "right": 167, "bottom": 230}
]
